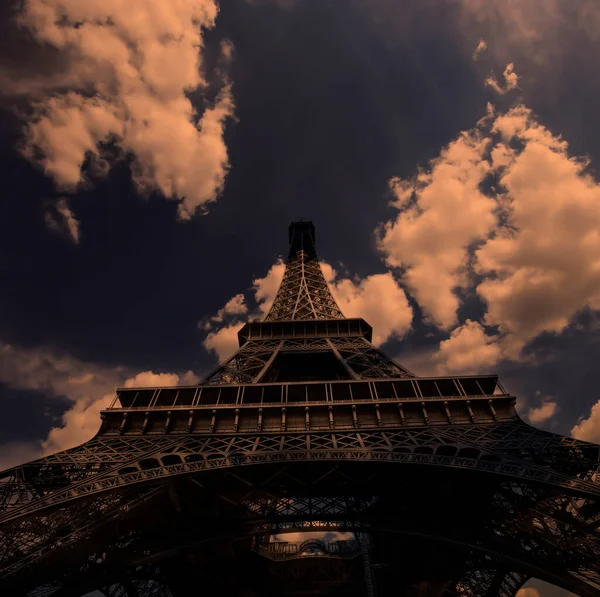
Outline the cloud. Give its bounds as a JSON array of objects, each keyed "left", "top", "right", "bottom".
[
  {"left": 0, "top": 342, "right": 124, "bottom": 402},
  {"left": 44, "top": 198, "right": 80, "bottom": 243},
  {"left": 16, "top": 0, "right": 234, "bottom": 219},
  {"left": 201, "top": 262, "right": 286, "bottom": 363},
  {"left": 571, "top": 400, "right": 600, "bottom": 443},
  {"left": 472, "top": 38, "right": 487, "bottom": 60},
  {"left": 435, "top": 320, "right": 502, "bottom": 374},
  {"left": 460, "top": 0, "right": 600, "bottom": 65},
  {"left": 377, "top": 125, "right": 496, "bottom": 329},
  {"left": 200, "top": 293, "right": 248, "bottom": 331},
  {"left": 475, "top": 105, "right": 600, "bottom": 358},
  {"left": 527, "top": 400, "right": 558, "bottom": 424},
  {"left": 516, "top": 589, "right": 540, "bottom": 597},
  {"left": 380, "top": 101, "right": 600, "bottom": 371},
  {"left": 43, "top": 368, "right": 199, "bottom": 456},
  {"left": 0, "top": 342, "right": 199, "bottom": 465},
  {"left": 485, "top": 63, "right": 519, "bottom": 94},
  {"left": 271, "top": 531, "right": 355, "bottom": 543},
  {"left": 253, "top": 260, "right": 286, "bottom": 316},
  {"left": 203, "top": 324, "right": 243, "bottom": 363},
  {"left": 326, "top": 268, "right": 412, "bottom": 346}
]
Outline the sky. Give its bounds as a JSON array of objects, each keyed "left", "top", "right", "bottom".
[{"left": 1, "top": 1, "right": 600, "bottom": 594}]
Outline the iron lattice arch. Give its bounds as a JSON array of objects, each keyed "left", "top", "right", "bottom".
[{"left": 0, "top": 221, "right": 599, "bottom": 597}]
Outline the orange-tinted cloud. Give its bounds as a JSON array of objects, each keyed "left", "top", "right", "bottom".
[
  {"left": 17, "top": 0, "right": 234, "bottom": 218},
  {"left": 0, "top": 342, "right": 199, "bottom": 466},
  {"left": 380, "top": 101, "right": 600, "bottom": 372},
  {"left": 434, "top": 320, "right": 501, "bottom": 374},
  {"left": 378, "top": 125, "right": 496, "bottom": 329},
  {"left": 44, "top": 198, "right": 80, "bottom": 243},
  {"left": 472, "top": 38, "right": 487, "bottom": 60},
  {"left": 325, "top": 266, "right": 412, "bottom": 347},
  {"left": 572, "top": 400, "right": 600, "bottom": 443},
  {"left": 485, "top": 63, "right": 519, "bottom": 94},
  {"left": 476, "top": 105, "right": 600, "bottom": 358},
  {"left": 527, "top": 400, "right": 558, "bottom": 424}
]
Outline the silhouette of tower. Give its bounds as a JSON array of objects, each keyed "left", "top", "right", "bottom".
[{"left": 1, "top": 221, "right": 599, "bottom": 597}]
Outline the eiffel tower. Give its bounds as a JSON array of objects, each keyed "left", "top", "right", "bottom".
[{"left": 1, "top": 221, "right": 599, "bottom": 597}]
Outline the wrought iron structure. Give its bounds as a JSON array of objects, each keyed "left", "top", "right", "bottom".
[{"left": 0, "top": 221, "right": 599, "bottom": 597}]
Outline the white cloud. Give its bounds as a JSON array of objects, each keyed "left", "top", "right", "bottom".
[
  {"left": 271, "top": 531, "right": 355, "bottom": 543},
  {"left": 0, "top": 342, "right": 124, "bottom": 402},
  {"left": 44, "top": 198, "right": 80, "bottom": 243},
  {"left": 380, "top": 101, "right": 600, "bottom": 370},
  {"left": 485, "top": 63, "right": 519, "bottom": 95},
  {"left": 203, "top": 324, "right": 243, "bottom": 363},
  {"left": 571, "top": 400, "right": 600, "bottom": 443},
  {"left": 0, "top": 342, "right": 199, "bottom": 466},
  {"left": 472, "top": 38, "right": 487, "bottom": 60},
  {"left": 327, "top": 270, "right": 412, "bottom": 346},
  {"left": 201, "top": 293, "right": 248, "bottom": 331},
  {"left": 201, "top": 261, "right": 286, "bottom": 363},
  {"left": 253, "top": 260, "right": 286, "bottom": 316},
  {"left": 476, "top": 105, "right": 600, "bottom": 358},
  {"left": 435, "top": 320, "right": 502, "bottom": 374},
  {"left": 527, "top": 400, "right": 558, "bottom": 424},
  {"left": 17, "top": 0, "right": 234, "bottom": 219},
  {"left": 516, "top": 589, "right": 540, "bottom": 597},
  {"left": 377, "top": 126, "right": 496, "bottom": 329},
  {"left": 460, "top": 0, "right": 600, "bottom": 67}
]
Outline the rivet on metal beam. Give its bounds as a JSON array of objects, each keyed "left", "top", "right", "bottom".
[
  {"left": 119, "top": 412, "right": 128, "bottom": 435},
  {"left": 444, "top": 401, "right": 453, "bottom": 424},
  {"left": 142, "top": 411, "right": 150, "bottom": 433},
  {"left": 397, "top": 402, "right": 405, "bottom": 425},
  {"left": 421, "top": 402, "right": 429, "bottom": 424},
  {"left": 488, "top": 399, "right": 499, "bottom": 422},
  {"left": 466, "top": 401, "right": 476, "bottom": 423},
  {"left": 375, "top": 403, "right": 382, "bottom": 427}
]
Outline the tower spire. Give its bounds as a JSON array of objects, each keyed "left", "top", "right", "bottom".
[
  {"left": 265, "top": 221, "right": 344, "bottom": 321},
  {"left": 201, "top": 221, "right": 412, "bottom": 385}
]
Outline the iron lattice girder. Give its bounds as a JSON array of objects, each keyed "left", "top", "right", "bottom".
[
  {"left": 202, "top": 334, "right": 413, "bottom": 385},
  {"left": 237, "top": 318, "right": 374, "bottom": 346},
  {"left": 3, "top": 221, "right": 600, "bottom": 597},
  {"left": 265, "top": 222, "right": 344, "bottom": 322},
  {"left": 1, "top": 417, "right": 599, "bottom": 525},
  {"left": 202, "top": 221, "right": 410, "bottom": 385},
  {"left": 1, "top": 460, "right": 599, "bottom": 597}
]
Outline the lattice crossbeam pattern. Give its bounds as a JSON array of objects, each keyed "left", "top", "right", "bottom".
[
  {"left": 202, "top": 221, "right": 411, "bottom": 385},
  {"left": 265, "top": 222, "right": 344, "bottom": 321},
  {"left": 1, "top": 222, "right": 600, "bottom": 597}
]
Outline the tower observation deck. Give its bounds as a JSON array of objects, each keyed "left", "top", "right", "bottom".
[{"left": 0, "top": 222, "right": 599, "bottom": 597}]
